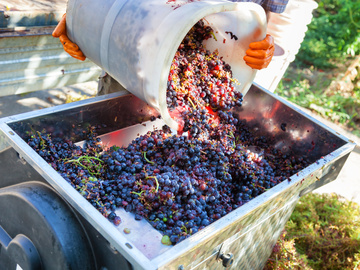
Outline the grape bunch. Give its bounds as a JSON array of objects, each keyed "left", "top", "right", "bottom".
[{"left": 25, "top": 20, "right": 311, "bottom": 246}]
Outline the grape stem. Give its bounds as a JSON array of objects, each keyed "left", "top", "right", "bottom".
[
  {"left": 187, "top": 96, "right": 197, "bottom": 110},
  {"left": 146, "top": 176, "right": 159, "bottom": 193},
  {"left": 181, "top": 225, "right": 188, "bottom": 234},
  {"left": 36, "top": 131, "right": 46, "bottom": 150},
  {"left": 143, "top": 152, "right": 155, "bottom": 165},
  {"left": 131, "top": 190, "right": 144, "bottom": 197},
  {"left": 210, "top": 31, "right": 217, "bottom": 41},
  {"left": 65, "top": 155, "right": 104, "bottom": 176}
]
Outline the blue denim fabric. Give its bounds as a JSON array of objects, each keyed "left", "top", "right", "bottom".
[{"left": 229, "top": 0, "right": 289, "bottom": 13}]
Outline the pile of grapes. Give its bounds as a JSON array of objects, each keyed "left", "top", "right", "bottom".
[
  {"left": 166, "top": 20, "right": 243, "bottom": 136},
  {"left": 26, "top": 21, "right": 310, "bottom": 245}
]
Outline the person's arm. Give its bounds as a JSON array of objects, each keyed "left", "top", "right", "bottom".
[{"left": 52, "top": 14, "right": 86, "bottom": 61}]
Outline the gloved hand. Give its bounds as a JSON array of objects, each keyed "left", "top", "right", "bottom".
[
  {"left": 243, "top": 34, "right": 275, "bottom": 70},
  {"left": 52, "top": 14, "right": 86, "bottom": 61}
]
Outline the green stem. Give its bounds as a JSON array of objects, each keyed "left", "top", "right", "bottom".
[
  {"left": 210, "top": 31, "right": 217, "bottom": 41},
  {"left": 36, "top": 131, "right": 46, "bottom": 149},
  {"left": 131, "top": 190, "right": 144, "bottom": 197},
  {"left": 65, "top": 155, "right": 104, "bottom": 176},
  {"left": 66, "top": 155, "right": 103, "bottom": 164},
  {"left": 143, "top": 152, "right": 155, "bottom": 165},
  {"left": 187, "top": 96, "right": 197, "bottom": 110},
  {"left": 146, "top": 176, "right": 159, "bottom": 193}
]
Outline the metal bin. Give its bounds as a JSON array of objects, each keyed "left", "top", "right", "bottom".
[{"left": 0, "top": 83, "right": 356, "bottom": 270}]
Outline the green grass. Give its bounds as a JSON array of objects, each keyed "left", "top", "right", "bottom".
[
  {"left": 293, "top": 0, "right": 360, "bottom": 69},
  {"left": 264, "top": 193, "right": 360, "bottom": 270},
  {"left": 275, "top": 65, "right": 360, "bottom": 136},
  {"left": 274, "top": 0, "right": 360, "bottom": 136}
]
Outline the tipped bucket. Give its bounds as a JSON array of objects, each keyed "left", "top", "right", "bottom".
[{"left": 66, "top": 0, "right": 267, "bottom": 130}]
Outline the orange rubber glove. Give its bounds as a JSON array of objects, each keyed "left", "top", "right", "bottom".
[
  {"left": 52, "top": 14, "right": 86, "bottom": 61},
  {"left": 243, "top": 34, "right": 275, "bottom": 70}
]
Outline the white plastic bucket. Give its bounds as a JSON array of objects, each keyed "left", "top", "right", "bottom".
[{"left": 66, "top": 0, "right": 267, "bottom": 130}]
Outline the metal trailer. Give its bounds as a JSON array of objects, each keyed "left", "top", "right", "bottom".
[
  {"left": 0, "top": 27, "right": 101, "bottom": 97},
  {"left": 0, "top": 0, "right": 97, "bottom": 95},
  {"left": 0, "top": 84, "right": 356, "bottom": 270},
  {"left": 1, "top": 1, "right": 101, "bottom": 98}
]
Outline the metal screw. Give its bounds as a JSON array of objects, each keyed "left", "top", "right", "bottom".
[{"left": 220, "top": 253, "right": 234, "bottom": 268}]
